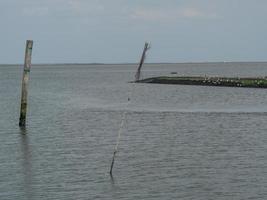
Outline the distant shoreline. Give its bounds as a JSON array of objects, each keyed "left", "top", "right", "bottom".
[{"left": 1, "top": 61, "right": 267, "bottom": 66}]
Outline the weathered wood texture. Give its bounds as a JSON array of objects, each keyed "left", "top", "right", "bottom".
[
  {"left": 19, "top": 40, "right": 33, "bottom": 127},
  {"left": 135, "top": 42, "right": 149, "bottom": 82}
]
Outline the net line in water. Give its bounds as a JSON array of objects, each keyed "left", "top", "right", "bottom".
[{"left": 109, "top": 83, "right": 136, "bottom": 175}]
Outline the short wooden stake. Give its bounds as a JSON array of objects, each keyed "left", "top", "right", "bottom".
[
  {"left": 19, "top": 40, "right": 33, "bottom": 127},
  {"left": 135, "top": 42, "right": 150, "bottom": 82}
]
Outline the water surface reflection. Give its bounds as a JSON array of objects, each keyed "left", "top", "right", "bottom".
[{"left": 19, "top": 128, "right": 33, "bottom": 200}]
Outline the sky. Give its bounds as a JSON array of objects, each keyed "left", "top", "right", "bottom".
[{"left": 0, "top": 0, "right": 267, "bottom": 64}]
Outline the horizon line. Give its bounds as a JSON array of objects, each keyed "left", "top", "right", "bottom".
[{"left": 1, "top": 61, "right": 267, "bottom": 65}]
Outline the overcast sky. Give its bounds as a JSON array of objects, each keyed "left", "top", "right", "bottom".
[{"left": 1, "top": 0, "right": 267, "bottom": 64}]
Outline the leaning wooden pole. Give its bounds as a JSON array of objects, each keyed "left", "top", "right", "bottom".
[
  {"left": 135, "top": 42, "right": 150, "bottom": 82},
  {"left": 19, "top": 40, "right": 33, "bottom": 127}
]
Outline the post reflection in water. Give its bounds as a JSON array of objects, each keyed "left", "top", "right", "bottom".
[{"left": 19, "top": 127, "right": 34, "bottom": 200}]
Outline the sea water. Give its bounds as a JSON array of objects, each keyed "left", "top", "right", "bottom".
[{"left": 1, "top": 63, "right": 267, "bottom": 199}]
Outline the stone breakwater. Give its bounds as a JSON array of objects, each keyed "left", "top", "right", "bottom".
[{"left": 136, "top": 76, "right": 267, "bottom": 88}]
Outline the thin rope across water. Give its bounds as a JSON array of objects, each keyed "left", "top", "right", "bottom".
[{"left": 109, "top": 83, "right": 135, "bottom": 175}]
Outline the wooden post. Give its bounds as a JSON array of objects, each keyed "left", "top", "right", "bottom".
[
  {"left": 19, "top": 40, "right": 33, "bottom": 127},
  {"left": 135, "top": 42, "right": 150, "bottom": 82}
]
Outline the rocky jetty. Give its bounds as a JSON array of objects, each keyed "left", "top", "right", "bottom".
[{"left": 136, "top": 76, "right": 267, "bottom": 88}]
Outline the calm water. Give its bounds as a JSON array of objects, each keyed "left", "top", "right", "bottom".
[{"left": 1, "top": 63, "right": 267, "bottom": 199}]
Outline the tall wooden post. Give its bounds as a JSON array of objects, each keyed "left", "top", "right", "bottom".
[
  {"left": 135, "top": 42, "right": 150, "bottom": 82},
  {"left": 19, "top": 40, "right": 33, "bottom": 127}
]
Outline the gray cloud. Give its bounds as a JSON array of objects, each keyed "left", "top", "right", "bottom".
[
  {"left": 1, "top": 0, "right": 267, "bottom": 63},
  {"left": 130, "top": 7, "right": 218, "bottom": 21}
]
